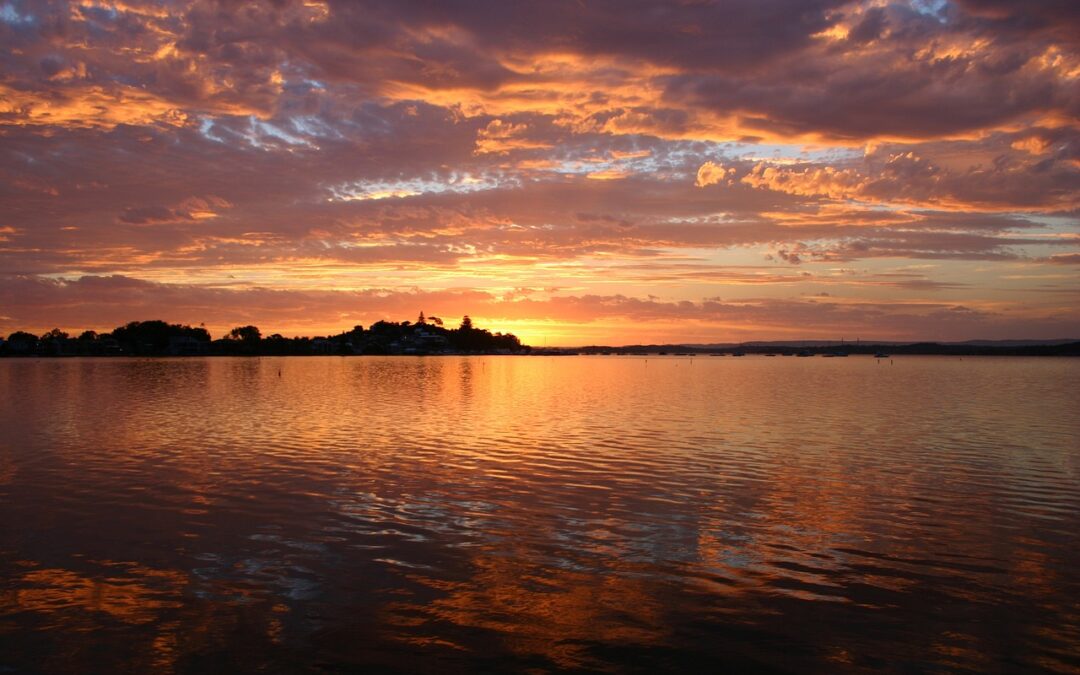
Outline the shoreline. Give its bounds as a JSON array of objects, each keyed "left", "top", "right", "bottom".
[{"left": 3, "top": 349, "right": 1078, "bottom": 359}]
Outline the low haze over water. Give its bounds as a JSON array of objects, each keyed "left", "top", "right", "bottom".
[{"left": 1, "top": 356, "right": 1078, "bottom": 673}]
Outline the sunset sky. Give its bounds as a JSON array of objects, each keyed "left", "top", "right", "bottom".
[{"left": 1, "top": 0, "right": 1078, "bottom": 345}]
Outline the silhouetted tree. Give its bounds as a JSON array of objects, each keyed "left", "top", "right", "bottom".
[
  {"left": 39, "top": 328, "right": 70, "bottom": 355},
  {"left": 2, "top": 315, "right": 527, "bottom": 357},
  {"left": 112, "top": 320, "right": 210, "bottom": 354},
  {"left": 4, "top": 331, "right": 39, "bottom": 355},
  {"left": 228, "top": 325, "right": 262, "bottom": 342}
]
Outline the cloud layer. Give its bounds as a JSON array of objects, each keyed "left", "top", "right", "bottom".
[{"left": 0, "top": 0, "right": 1077, "bottom": 342}]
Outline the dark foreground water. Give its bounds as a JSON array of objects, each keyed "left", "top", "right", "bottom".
[{"left": 1, "top": 356, "right": 1078, "bottom": 673}]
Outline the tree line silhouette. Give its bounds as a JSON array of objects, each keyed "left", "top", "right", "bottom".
[{"left": 0, "top": 313, "right": 525, "bottom": 357}]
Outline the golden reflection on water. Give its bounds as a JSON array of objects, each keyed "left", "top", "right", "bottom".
[
  {"left": 4, "top": 563, "right": 184, "bottom": 625},
  {"left": 0, "top": 356, "right": 1078, "bottom": 673},
  {"left": 391, "top": 551, "right": 667, "bottom": 669}
]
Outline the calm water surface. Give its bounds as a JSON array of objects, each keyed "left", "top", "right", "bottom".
[{"left": 1, "top": 356, "right": 1078, "bottom": 673}]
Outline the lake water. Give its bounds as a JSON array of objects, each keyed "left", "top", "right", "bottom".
[{"left": 1, "top": 356, "right": 1078, "bottom": 673}]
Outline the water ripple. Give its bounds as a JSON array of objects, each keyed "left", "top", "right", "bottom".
[{"left": 0, "top": 355, "right": 1078, "bottom": 673}]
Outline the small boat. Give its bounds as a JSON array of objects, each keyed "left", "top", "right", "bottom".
[{"left": 875, "top": 352, "right": 890, "bottom": 358}]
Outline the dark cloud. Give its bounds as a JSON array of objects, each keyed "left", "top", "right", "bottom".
[{"left": 953, "top": 0, "right": 1080, "bottom": 46}]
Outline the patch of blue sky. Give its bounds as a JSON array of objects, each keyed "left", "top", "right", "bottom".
[
  {"left": 0, "top": 2, "right": 33, "bottom": 24},
  {"left": 725, "top": 141, "right": 864, "bottom": 164},
  {"left": 199, "top": 118, "right": 225, "bottom": 143},
  {"left": 250, "top": 117, "right": 310, "bottom": 147},
  {"left": 198, "top": 115, "right": 314, "bottom": 149},
  {"left": 537, "top": 138, "right": 860, "bottom": 182},
  {"left": 544, "top": 150, "right": 683, "bottom": 180},
  {"left": 1016, "top": 214, "right": 1080, "bottom": 233},
  {"left": 654, "top": 139, "right": 864, "bottom": 175},
  {"left": 289, "top": 116, "right": 344, "bottom": 140},
  {"left": 909, "top": 0, "right": 949, "bottom": 21},
  {"left": 328, "top": 173, "right": 511, "bottom": 202}
]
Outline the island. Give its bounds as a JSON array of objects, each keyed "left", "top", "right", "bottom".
[
  {"left": 0, "top": 314, "right": 526, "bottom": 357},
  {"left": 4, "top": 318, "right": 1079, "bottom": 358}
]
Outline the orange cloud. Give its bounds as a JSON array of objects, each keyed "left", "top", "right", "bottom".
[
  {"left": 474, "top": 119, "right": 553, "bottom": 154},
  {"left": 741, "top": 162, "right": 866, "bottom": 200},
  {"left": 694, "top": 161, "right": 734, "bottom": 187}
]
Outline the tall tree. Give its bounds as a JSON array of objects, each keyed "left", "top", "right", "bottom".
[{"left": 228, "top": 325, "right": 262, "bottom": 342}]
